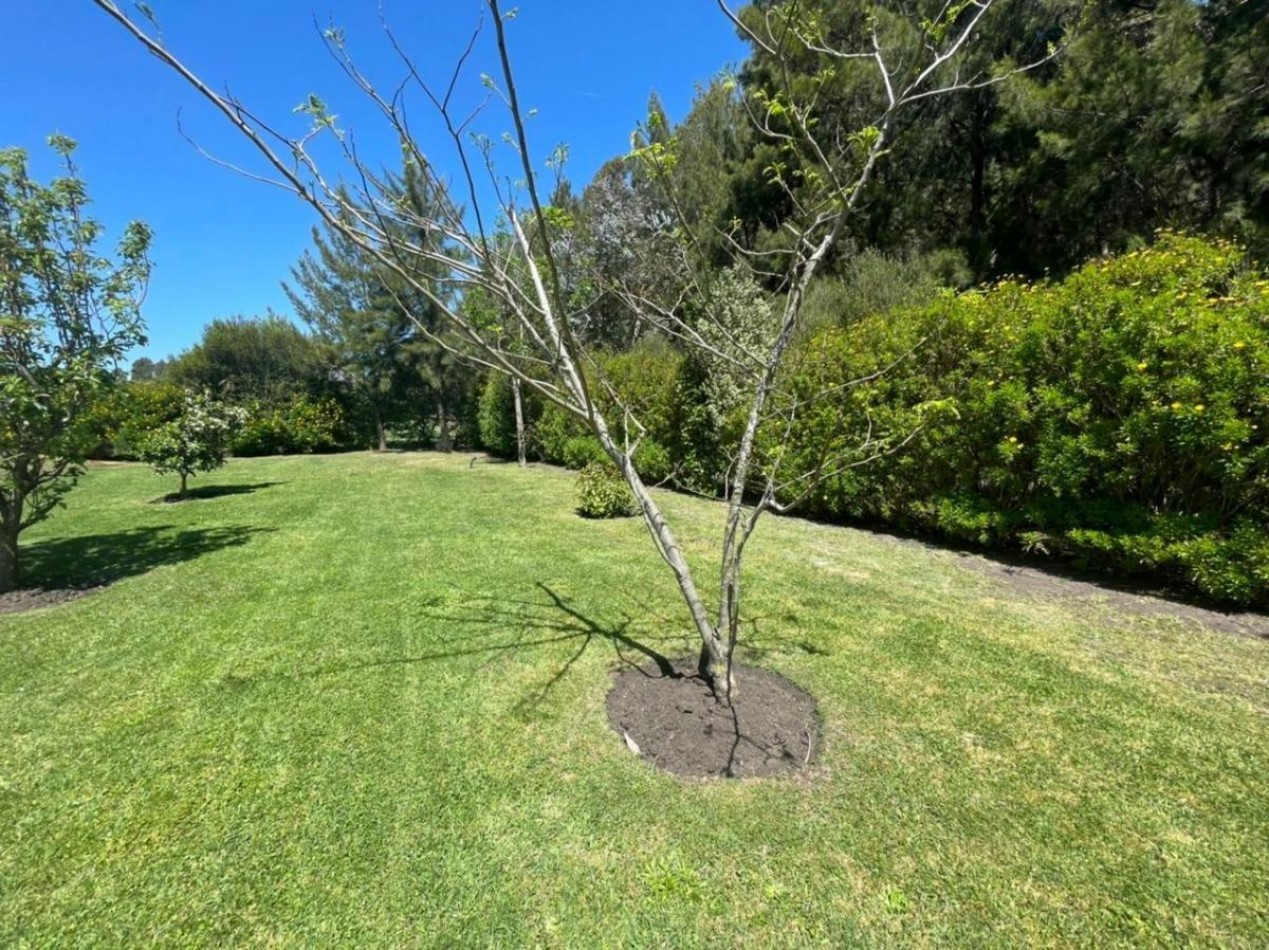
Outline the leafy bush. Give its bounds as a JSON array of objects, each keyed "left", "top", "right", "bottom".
[
  {"left": 561, "top": 436, "right": 608, "bottom": 470},
  {"left": 634, "top": 439, "right": 673, "bottom": 483},
  {"left": 85, "top": 381, "right": 186, "bottom": 460},
  {"left": 479, "top": 338, "right": 683, "bottom": 475},
  {"left": 576, "top": 463, "right": 637, "bottom": 519},
  {"left": 232, "top": 410, "right": 288, "bottom": 457},
  {"left": 779, "top": 232, "right": 1269, "bottom": 605},
  {"left": 477, "top": 374, "right": 540, "bottom": 458},
  {"left": 534, "top": 400, "right": 576, "bottom": 462},
  {"left": 232, "top": 396, "right": 348, "bottom": 456},
  {"left": 800, "top": 247, "right": 967, "bottom": 333},
  {"left": 284, "top": 397, "right": 348, "bottom": 453}
]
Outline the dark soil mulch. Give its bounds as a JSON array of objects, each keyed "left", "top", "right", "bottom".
[
  {"left": 0, "top": 585, "right": 103, "bottom": 616},
  {"left": 606, "top": 658, "right": 819, "bottom": 779}
]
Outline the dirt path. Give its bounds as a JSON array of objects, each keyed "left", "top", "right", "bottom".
[{"left": 874, "top": 532, "right": 1269, "bottom": 639}]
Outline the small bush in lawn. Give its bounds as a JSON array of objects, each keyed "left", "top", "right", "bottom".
[
  {"left": 576, "top": 463, "right": 637, "bottom": 519},
  {"left": 140, "top": 390, "right": 246, "bottom": 498}
]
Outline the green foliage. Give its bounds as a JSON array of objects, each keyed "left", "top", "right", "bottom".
[
  {"left": 84, "top": 380, "right": 186, "bottom": 460},
  {"left": 477, "top": 338, "right": 683, "bottom": 479},
  {"left": 782, "top": 233, "right": 1269, "bottom": 605},
  {"left": 168, "top": 315, "right": 323, "bottom": 403},
  {"left": 232, "top": 396, "right": 348, "bottom": 457},
  {"left": 478, "top": 374, "right": 535, "bottom": 458},
  {"left": 720, "top": 0, "right": 1266, "bottom": 279},
  {"left": 669, "top": 267, "right": 776, "bottom": 492},
  {"left": 633, "top": 439, "right": 673, "bottom": 484},
  {"left": 599, "top": 335, "right": 683, "bottom": 440},
  {"left": 575, "top": 462, "right": 637, "bottom": 519},
  {"left": 0, "top": 136, "right": 150, "bottom": 588},
  {"left": 800, "top": 247, "right": 968, "bottom": 333},
  {"left": 533, "top": 401, "right": 577, "bottom": 463},
  {"left": 994, "top": 0, "right": 1269, "bottom": 272},
  {"left": 139, "top": 390, "right": 246, "bottom": 495},
  {"left": 561, "top": 437, "right": 609, "bottom": 470}
]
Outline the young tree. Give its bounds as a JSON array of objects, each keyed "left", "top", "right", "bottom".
[
  {"left": 139, "top": 390, "right": 246, "bottom": 499},
  {"left": 94, "top": 0, "right": 1056, "bottom": 698},
  {"left": 0, "top": 135, "right": 151, "bottom": 592}
]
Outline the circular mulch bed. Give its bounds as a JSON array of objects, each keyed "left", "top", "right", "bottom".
[
  {"left": 0, "top": 586, "right": 103, "bottom": 616},
  {"left": 606, "top": 657, "right": 819, "bottom": 779}
]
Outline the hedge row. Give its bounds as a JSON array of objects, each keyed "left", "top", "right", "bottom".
[
  {"left": 784, "top": 233, "right": 1267, "bottom": 606},
  {"left": 90, "top": 384, "right": 358, "bottom": 458}
]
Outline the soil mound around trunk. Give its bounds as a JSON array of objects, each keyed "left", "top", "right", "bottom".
[
  {"left": 606, "top": 658, "right": 819, "bottom": 779},
  {"left": 0, "top": 585, "right": 103, "bottom": 616}
]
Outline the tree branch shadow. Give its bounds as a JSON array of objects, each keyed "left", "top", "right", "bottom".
[
  {"left": 740, "top": 614, "right": 832, "bottom": 660},
  {"left": 21, "top": 524, "right": 275, "bottom": 590},
  {"left": 257, "top": 583, "right": 688, "bottom": 717}
]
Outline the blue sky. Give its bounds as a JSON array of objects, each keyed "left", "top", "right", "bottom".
[{"left": 1, "top": 2, "right": 747, "bottom": 363}]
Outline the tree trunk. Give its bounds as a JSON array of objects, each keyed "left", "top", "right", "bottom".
[
  {"left": 968, "top": 92, "right": 990, "bottom": 280},
  {"left": 591, "top": 425, "right": 734, "bottom": 696},
  {"left": 0, "top": 523, "right": 18, "bottom": 594},
  {"left": 512, "top": 377, "right": 527, "bottom": 467},
  {"left": 437, "top": 401, "right": 452, "bottom": 453},
  {"left": 179, "top": 471, "right": 188, "bottom": 499},
  {"left": 373, "top": 404, "right": 387, "bottom": 452}
]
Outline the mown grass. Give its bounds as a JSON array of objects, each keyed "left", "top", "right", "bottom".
[{"left": 2, "top": 453, "right": 1267, "bottom": 947}]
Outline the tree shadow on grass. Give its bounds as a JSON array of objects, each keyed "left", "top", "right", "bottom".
[
  {"left": 267, "top": 583, "right": 689, "bottom": 716},
  {"left": 21, "top": 524, "right": 274, "bottom": 590},
  {"left": 150, "top": 482, "right": 284, "bottom": 504},
  {"left": 737, "top": 614, "right": 832, "bottom": 661}
]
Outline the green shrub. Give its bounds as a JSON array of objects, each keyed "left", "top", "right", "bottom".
[
  {"left": 599, "top": 336, "right": 682, "bottom": 441},
  {"left": 232, "top": 396, "right": 348, "bottom": 456},
  {"left": 477, "top": 374, "right": 518, "bottom": 457},
  {"left": 479, "top": 339, "right": 685, "bottom": 476},
  {"left": 576, "top": 463, "right": 637, "bottom": 519},
  {"left": 561, "top": 436, "right": 608, "bottom": 470},
  {"left": 633, "top": 439, "right": 673, "bottom": 483},
  {"left": 778, "top": 232, "right": 1269, "bottom": 606},
  {"left": 477, "top": 374, "right": 543, "bottom": 458},
  {"left": 284, "top": 397, "right": 346, "bottom": 453},
  {"left": 531, "top": 401, "right": 568, "bottom": 461},
  {"left": 232, "top": 408, "right": 289, "bottom": 457},
  {"left": 800, "top": 247, "right": 967, "bottom": 333},
  {"left": 85, "top": 381, "right": 187, "bottom": 460}
]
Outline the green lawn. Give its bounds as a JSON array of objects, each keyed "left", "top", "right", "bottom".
[{"left": 2, "top": 453, "right": 1267, "bottom": 947}]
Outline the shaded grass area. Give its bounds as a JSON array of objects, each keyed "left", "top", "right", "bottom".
[{"left": 2, "top": 453, "right": 1267, "bottom": 946}]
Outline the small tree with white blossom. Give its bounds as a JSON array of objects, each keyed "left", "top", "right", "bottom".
[{"left": 140, "top": 390, "right": 246, "bottom": 499}]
